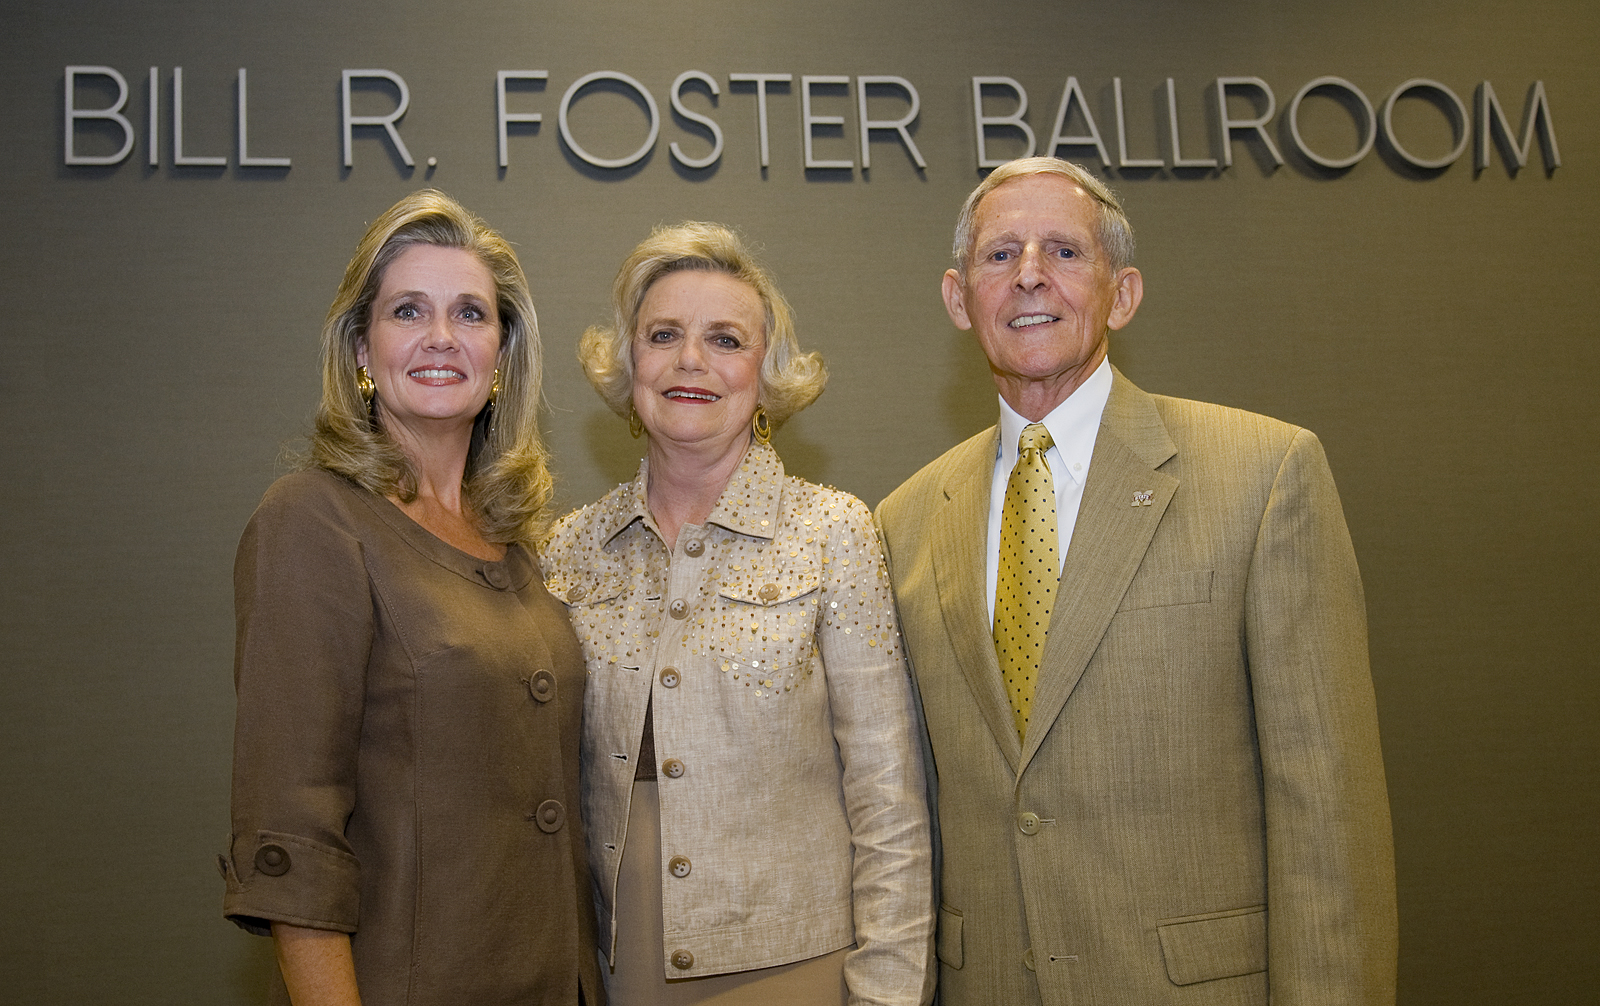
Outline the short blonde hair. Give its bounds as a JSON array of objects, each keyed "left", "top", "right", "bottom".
[
  {"left": 578, "top": 222, "right": 826, "bottom": 428},
  {"left": 953, "top": 156, "right": 1136, "bottom": 275},
  {"left": 309, "top": 189, "right": 553, "bottom": 544}
]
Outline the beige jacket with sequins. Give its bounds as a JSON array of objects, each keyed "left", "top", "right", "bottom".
[{"left": 540, "top": 444, "right": 934, "bottom": 1004}]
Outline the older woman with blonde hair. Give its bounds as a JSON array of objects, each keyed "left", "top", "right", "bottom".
[
  {"left": 542, "top": 222, "right": 933, "bottom": 1005},
  {"left": 222, "top": 190, "right": 601, "bottom": 1006}
]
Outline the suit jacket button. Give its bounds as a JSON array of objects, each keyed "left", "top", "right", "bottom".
[
  {"left": 661, "top": 758, "right": 685, "bottom": 779},
  {"left": 668, "top": 855, "right": 692, "bottom": 878},
  {"left": 669, "top": 599, "right": 689, "bottom": 619},
  {"left": 254, "top": 844, "right": 291, "bottom": 877},
  {"left": 1023, "top": 947, "right": 1036, "bottom": 971},
  {"left": 534, "top": 799, "right": 565, "bottom": 833},
  {"left": 528, "top": 670, "right": 556, "bottom": 703},
  {"left": 483, "top": 564, "right": 510, "bottom": 589},
  {"left": 1017, "top": 812, "right": 1041, "bottom": 835},
  {"left": 659, "top": 667, "right": 680, "bottom": 688},
  {"left": 671, "top": 949, "right": 695, "bottom": 970},
  {"left": 683, "top": 539, "right": 705, "bottom": 557}
]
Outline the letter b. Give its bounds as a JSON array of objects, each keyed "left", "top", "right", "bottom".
[{"left": 65, "top": 66, "right": 135, "bottom": 165}]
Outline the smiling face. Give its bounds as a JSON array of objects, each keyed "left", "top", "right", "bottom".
[
  {"left": 631, "top": 268, "right": 767, "bottom": 462},
  {"left": 357, "top": 243, "right": 502, "bottom": 445},
  {"left": 943, "top": 173, "right": 1143, "bottom": 420}
]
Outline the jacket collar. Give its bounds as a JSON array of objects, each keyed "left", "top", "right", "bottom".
[
  {"left": 598, "top": 441, "right": 786, "bottom": 549},
  {"left": 1101, "top": 364, "right": 1178, "bottom": 470},
  {"left": 351, "top": 477, "right": 536, "bottom": 592}
]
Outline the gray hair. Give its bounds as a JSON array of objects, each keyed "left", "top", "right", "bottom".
[{"left": 952, "top": 156, "right": 1135, "bottom": 275}]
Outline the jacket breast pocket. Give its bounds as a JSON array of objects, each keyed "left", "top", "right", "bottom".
[
  {"left": 709, "top": 566, "right": 821, "bottom": 698},
  {"left": 540, "top": 568, "right": 627, "bottom": 610},
  {"left": 542, "top": 571, "right": 635, "bottom": 669},
  {"left": 1116, "top": 569, "right": 1214, "bottom": 612},
  {"left": 1156, "top": 905, "right": 1266, "bottom": 986}
]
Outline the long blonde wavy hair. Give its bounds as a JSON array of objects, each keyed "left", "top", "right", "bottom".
[{"left": 309, "top": 189, "right": 552, "bottom": 544}]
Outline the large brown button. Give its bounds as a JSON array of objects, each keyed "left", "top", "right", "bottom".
[
  {"left": 661, "top": 758, "right": 685, "bottom": 779},
  {"left": 668, "top": 599, "right": 688, "bottom": 619},
  {"left": 483, "top": 564, "right": 510, "bottom": 589},
  {"left": 671, "top": 949, "right": 694, "bottom": 970},
  {"left": 566, "top": 585, "right": 588, "bottom": 603},
  {"left": 1017, "top": 812, "right": 1041, "bottom": 836},
  {"left": 658, "top": 667, "right": 680, "bottom": 688},
  {"left": 534, "top": 799, "right": 566, "bottom": 833},
  {"left": 758, "top": 582, "right": 780, "bottom": 602},
  {"left": 683, "top": 539, "right": 704, "bottom": 557},
  {"left": 254, "top": 844, "right": 291, "bottom": 877},
  {"left": 668, "top": 855, "right": 691, "bottom": 878},
  {"left": 528, "top": 670, "right": 556, "bottom": 703},
  {"left": 1024, "top": 947, "right": 1036, "bottom": 971}
]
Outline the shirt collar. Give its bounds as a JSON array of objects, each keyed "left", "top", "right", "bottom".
[
  {"left": 996, "top": 356, "right": 1113, "bottom": 488},
  {"left": 598, "top": 441, "right": 786, "bottom": 548},
  {"left": 704, "top": 441, "right": 785, "bottom": 539}
]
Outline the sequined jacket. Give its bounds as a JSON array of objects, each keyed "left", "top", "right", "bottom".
[{"left": 540, "top": 443, "right": 934, "bottom": 1004}]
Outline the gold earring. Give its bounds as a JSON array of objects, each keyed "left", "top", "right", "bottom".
[
  {"left": 751, "top": 405, "right": 771, "bottom": 446},
  {"left": 628, "top": 402, "right": 645, "bottom": 439},
  {"left": 356, "top": 366, "right": 375, "bottom": 404},
  {"left": 488, "top": 368, "right": 501, "bottom": 405}
]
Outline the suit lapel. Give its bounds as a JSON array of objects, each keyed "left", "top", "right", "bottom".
[
  {"left": 1019, "top": 370, "right": 1179, "bottom": 774},
  {"left": 929, "top": 428, "right": 1024, "bottom": 771}
]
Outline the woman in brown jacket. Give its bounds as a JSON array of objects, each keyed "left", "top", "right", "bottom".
[{"left": 221, "top": 191, "right": 602, "bottom": 1006}]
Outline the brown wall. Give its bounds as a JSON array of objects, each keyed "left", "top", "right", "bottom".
[{"left": 1, "top": 1, "right": 1594, "bottom": 1001}]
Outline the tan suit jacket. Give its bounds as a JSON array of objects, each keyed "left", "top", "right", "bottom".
[{"left": 876, "top": 370, "right": 1396, "bottom": 1005}]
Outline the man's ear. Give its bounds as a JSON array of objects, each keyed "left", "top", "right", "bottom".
[
  {"left": 942, "top": 269, "right": 973, "bottom": 331},
  {"left": 1107, "top": 267, "right": 1144, "bottom": 331}
]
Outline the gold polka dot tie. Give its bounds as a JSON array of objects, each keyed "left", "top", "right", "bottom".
[{"left": 994, "top": 423, "right": 1058, "bottom": 740}]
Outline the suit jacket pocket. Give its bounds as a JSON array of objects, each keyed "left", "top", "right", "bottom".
[
  {"left": 1116, "top": 569, "right": 1213, "bottom": 612},
  {"left": 936, "top": 903, "right": 964, "bottom": 969},
  {"left": 1157, "top": 905, "right": 1266, "bottom": 986}
]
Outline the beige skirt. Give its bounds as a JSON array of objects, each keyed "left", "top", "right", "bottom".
[{"left": 605, "top": 780, "right": 850, "bottom": 1006}]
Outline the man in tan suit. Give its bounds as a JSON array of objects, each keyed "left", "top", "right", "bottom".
[{"left": 876, "top": 157, "right": 1396, "bottom": 1005}]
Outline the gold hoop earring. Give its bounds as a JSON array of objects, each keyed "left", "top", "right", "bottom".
[
  {"left": 488, "top": 369, "right": 501, "bottom": 405},
  {"left": 628, "top": 402, "right": 645, "bottom": 439},
  {"left": 356, "top": 366, "right": 375, "bottom": 405},
  {"left": 751, "top": 405, "right": 772, "bottom": 446}
]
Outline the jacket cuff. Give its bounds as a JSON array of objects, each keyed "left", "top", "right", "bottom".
[{"left": 219, "top": 830, "right": 360, "bottom": 934}]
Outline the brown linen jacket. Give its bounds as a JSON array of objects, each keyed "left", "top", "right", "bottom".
[{"left": 222, "top": 470, "right": 603, "bottom": 1005}]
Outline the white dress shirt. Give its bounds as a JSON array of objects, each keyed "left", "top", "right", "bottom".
[{"left": 986, "top": 357, "right": 1113, "bottom": 625}]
